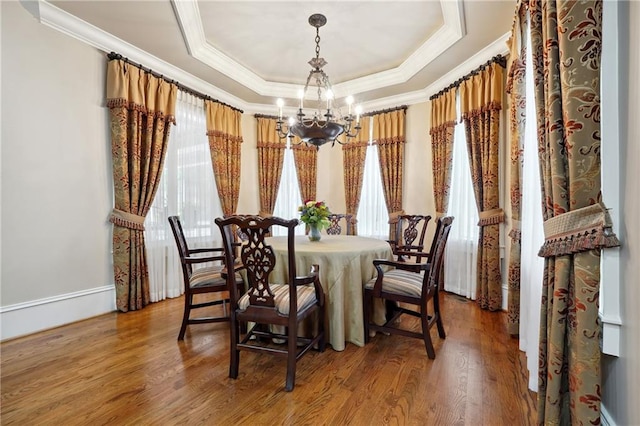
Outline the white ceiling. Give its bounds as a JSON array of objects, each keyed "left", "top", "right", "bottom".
[{"left": 44, "top": 0, "right": 514, "bottom": 112}]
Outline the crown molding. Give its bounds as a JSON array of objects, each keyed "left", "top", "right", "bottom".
[
  {"left": 33, "top": 0, "right": 250, "bottom": 110},
  {"left": 29, "top": 1, "right": 508, "bottom": 115},
  {"left": 424, "top": 31, "right": 510, "bottom": 98},
  {"left": 247, "top": 28, "right": 508, "bottom": 116},
  {"left": 173, "top": 0, "right": 466, "bottom": 100}
]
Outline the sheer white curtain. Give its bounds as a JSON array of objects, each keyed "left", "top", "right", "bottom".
[
  {"left": 272, "top": 139, "right": 304, "bottom": 236},
  {"left": 357, "top": 137, "right": 389, "bottom": 239},
  {"left": 144, "top": 91, "right": 224, "bottom": 302},
  {"left": 519, "top": 26, "right": 544, "bottom": 391},
  {"left": 444, "top": 105, "right": 479, "bottom": 298}
]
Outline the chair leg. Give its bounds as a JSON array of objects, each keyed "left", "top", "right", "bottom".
[
  {"left": 363, "top": 289, "right": 372, "bottom": 343},
  {"left": 420, "top": 311, "right": 436, "bottom": 359},
  {"left": 434, "top": 293, "right": 446, "bottom": 339},
  {"left": 178, "top": 293, "right": 192, "bottom": 340},
  {"left": 285, "top": 326, "right": 297, "bottom": 392},
  {"left": 385, "top": 299, "right": 398, "bottom": 322},
  {"left": 229, "top": 312, "right": 240, "bottom": 380},
  {"left": 317, "top": 307, "right": 326, "bottom": 352}
]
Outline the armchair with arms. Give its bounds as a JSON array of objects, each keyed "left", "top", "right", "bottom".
[
  {"left": 168, "top": 216, "right": 244, "bottom": 341},
  {"left": 388, "top": 214, "right": 432, "bottom": 262},
  {"left": 365, "top": 216, "right": 454, "bottom": 358},
  {"left": 326, "top": 213, "right": 356, "bottom": 235},
  {"left": 216, "top": 215, "right": 326, "bottom": 391}
]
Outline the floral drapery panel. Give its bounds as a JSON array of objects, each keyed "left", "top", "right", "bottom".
[
  {"left": 292, "top": 142, "right": 318, "bottom": 204},
  {"left": 257, "top": 117, "right": 286, "bottom": 216},
  {"left": 205, "top": 101, "right": 243, "bottom": 217},
  {"left": 342, "top": 115, "right": 371, "bottom": 236},
  {"left": 106, "top": 59, "right": 177, "bottom": 312},
  {"left": 460, "top": 62, "right": 505, "bottom": 311},
  {"left": 505, "top": 1, "right": 528, "bottom": 335},
  {"left": 529, "top": 0, "right": 619, "bottom": 423},
  {"left": 373, "top": 109, "right": 406, "bottom": 241},
  {"left": 429, "top": 89, "right": 456, "bottom": 217}
]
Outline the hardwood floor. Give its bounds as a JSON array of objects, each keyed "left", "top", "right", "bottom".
[{"left": 1, "top": 292, "right": 537, "bottom": 425}]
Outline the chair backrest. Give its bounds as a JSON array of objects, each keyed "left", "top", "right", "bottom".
[
  {"left": 422, "top": 216, "right": 454, "bottom": 296},
  {"left": 169, "top": 214, "right": 228, "bottom": 275},
  {"left": 216, "top": 215, "right": 299, "bottom": 310},
  {"left": 168, "top": 215, "right": 193, "bottom": 276},
  {"left": 394, "top": 214, "right": 431, "bottom": 250},
  {"left": 326, "top": 213, "right": 355, "bottom": 235}
]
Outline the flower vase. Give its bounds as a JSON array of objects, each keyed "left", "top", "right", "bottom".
[{"left": 308, "top": 224, "right": 322, "bottom": 242}]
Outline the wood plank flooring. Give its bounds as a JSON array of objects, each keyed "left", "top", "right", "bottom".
[{"left": 1, "top": 292, "right": 537, "bottom": 425}]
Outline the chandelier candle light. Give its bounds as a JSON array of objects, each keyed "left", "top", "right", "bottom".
[{"left": 276, "top": 13, "right": 362, "bottom": 148}]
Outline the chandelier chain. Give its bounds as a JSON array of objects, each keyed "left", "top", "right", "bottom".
[{"left": 315, "top": 28, "right": 321, "bottom": 61}]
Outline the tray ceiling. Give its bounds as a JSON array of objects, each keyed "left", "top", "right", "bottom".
[{"left": 45, "top": 0, "right": 514, "bottom": 110}]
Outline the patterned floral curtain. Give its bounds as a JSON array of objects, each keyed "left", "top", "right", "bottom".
[
  {"left": 106, "top": 59, "right": 177, "bottom": 312},
  {"left": 429, "top": 89, "right": 456, "bottom": 217},
  {"left": 460, "top": 62, "right": 505, "bottom": 311},
  {"left": 256, "top": 117, "right": 286, "bottom": 216},
  {"left": 373, "top": 109, "right": 406, "bottom": 241},
  {"left": 529, "top": 0, "right": 619, "bottom": 423},
  {"left": 205, "top": 101, "right": 243, "bottom": 216},
  {"left": 342, "top": 115, "right": 371, "bottom": 236},
  {"left": 292, "top": 142, "right": 317, "bottom": 204},
  {"left": 505, "top": 1, "right": 528, "bottom": 336}
]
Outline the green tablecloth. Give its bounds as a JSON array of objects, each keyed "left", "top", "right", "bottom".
[{"left": 265, "top": 235, "right": 393, "bottom": 351}]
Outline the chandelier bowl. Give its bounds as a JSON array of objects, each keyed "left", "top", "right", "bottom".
[{"left": 290, "top": 120, "right": 345, "bottom": 147}]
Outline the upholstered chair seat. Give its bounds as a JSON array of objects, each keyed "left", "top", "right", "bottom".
[
  {"left": 189, "top": 265, "right": 230, "bottom": 288},
  {"left": 237, "top": 283, "right": 319, "bottom": 315},
  {"left": 364, "top": 269, "right": 425, "bottom": 298}
]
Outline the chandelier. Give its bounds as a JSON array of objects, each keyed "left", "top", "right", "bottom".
[{"left": 276, "top": 13, "right": 362, "bottom": 148}]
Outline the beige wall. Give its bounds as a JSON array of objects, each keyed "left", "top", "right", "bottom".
[
  {"left": 601, "top": 1, "right": 640, "bottom": 424},
  {"left": 1, "top": 2, "right": 113, "bottom": 305},
  {"left": 236, "top": 114, "right": 259, "bottom": 214}
]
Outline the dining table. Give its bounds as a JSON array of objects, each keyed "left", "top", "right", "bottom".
[{"left": 265, "top": 234, "right": 394, "bottom": 351}]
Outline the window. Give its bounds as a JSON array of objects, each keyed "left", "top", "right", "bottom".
[
  {"left": 519, "top": 27, "right": 545, "bottom": 390},
  {"left": 357, "top": 124, "right": 389, "bottom": 239},
  {"left": 443, "top": 105, "right": 479, "bottom": 298},
  {"left": 272, "top": 139, "right": 304, "bottom": 236},
  {"left": 144, "top": 91, "right": 224, "bottom": 302}
]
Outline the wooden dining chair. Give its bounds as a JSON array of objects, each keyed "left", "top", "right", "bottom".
[
  {"left": 326, "top": 213, "right": 356, "bottom": 235},
  {"left": 364, "top": 216, "right": 454, "bottom": 358},
  {"left": 388, "top": 214, "right": 432, "bottom": 262},
  {"left": 168, "top": 216, "right": 244, "bottom": 341},
  {"left": 216, "top": 215, "right": 326, "bottom": 391}
]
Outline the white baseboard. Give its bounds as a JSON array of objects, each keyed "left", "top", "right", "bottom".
[
  {"left": 601, "top": 402, "right": 616, "bottom": 426},
  {"left": 502, "top": 284, "right": 508, "bottom": 311},
  {"left": 0, "top": 285, "right": 116, "bottom": 341}
]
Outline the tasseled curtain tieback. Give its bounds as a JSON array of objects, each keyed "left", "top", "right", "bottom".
[
  {"left": 387, "top": 210, "right": 406, "bottom": 224},
  {"left": 539, "top": 202, "right": 621, "bottom": 258},
  {"left": 109, "top": 208, "right": 146, "bottom": 231},
  {"left": 478, "top": 208, "right": 505, "bottom": 226}
]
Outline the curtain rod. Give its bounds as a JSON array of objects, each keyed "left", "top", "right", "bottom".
[
  {"left": 107, "top": 52, "right": 244, "bottom": 113},
  {"left": 255, "top": 105, "right": 407, "bottom": 120},
  {"left": 429, "top": 54, "right": 507, "bottom": 101},
  {"left": 363, "top": 105, "right": 408, "bottom": 117}
]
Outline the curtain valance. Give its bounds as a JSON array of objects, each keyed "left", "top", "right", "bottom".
[{"left": 106, "top": 59, "right": 177, "bottom": 122}]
